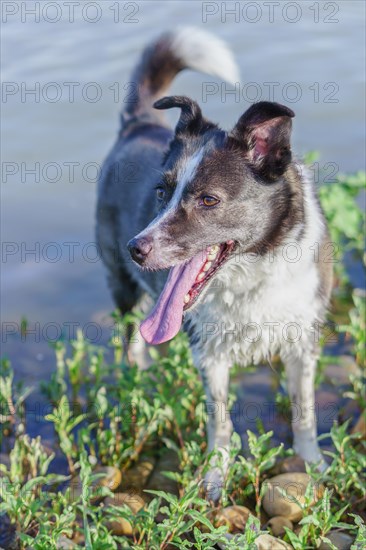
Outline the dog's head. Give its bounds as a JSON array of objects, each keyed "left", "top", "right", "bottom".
[{"left": 128, "top": 97, "right": 300, "bottom": 344}]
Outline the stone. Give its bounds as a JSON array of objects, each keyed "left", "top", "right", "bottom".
[
  {"left": 274, "top": 456, "right": 306, "bottom": 475},
  {"left": 120, "top": 456, "right": 155, "bottom": 491},
  {"left": 255, "top": 534, "right": 293, "bottom": 549},
  {"left": 217, "top": 534, "right": 233, "bottom": 550},
  {"left": 68, "top": 465, "right": 121, "bottom": 503},
  {"left": 56, "top": 535, "right": 77, "bottom": 549},
  {"left": 70, "top": 530, "right": 85, "bottom": 546},
  {"left": 210, "top": 505, "right": 253, "bottom": 533},
  {"left": 95, "top": 465, "right": 122, "bottom": 491},
  {"left": 104, "top": 492, "right": 146, "bottom": 536},
  {"left": 267, "top": 516, "right": 294, "bottom": 537},
  {"left": 351, "top": 411, "right": 366, "bottom": 439},
  {"left": 318, "top": 531, "right": 354, "bottom": 550},
  {"left": 218, "top": 533, "right": 293, "bottom": 550},
  {"left": 145, "top": 450, "right": 180, "bottom": 497},
  {"left": 262, "top": 473, "right": 324, "bottom": 522},
  {"left": 0, "top": 512, "right": 18, "bottom": 550},
  {"left": 142, "top": 435, "right": 160, "bottom": 452}
]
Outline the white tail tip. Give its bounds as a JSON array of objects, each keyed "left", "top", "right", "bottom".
[{"left": 171, "top": 27, "right": 240, "bottom": 85}]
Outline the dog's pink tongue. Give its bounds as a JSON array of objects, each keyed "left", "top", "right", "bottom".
[{"left": 140, "top": 251, "right": 206, "bottom": 344}]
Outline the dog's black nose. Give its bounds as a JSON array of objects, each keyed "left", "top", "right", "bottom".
[{"left": 127, "top": 237, "right": 152, "bottom": 264}]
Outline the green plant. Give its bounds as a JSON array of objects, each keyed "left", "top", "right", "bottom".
[
  {"left": 317, "top": 421, "right": 366, "bottom": 503},
  {"left": 45, "top": 394, "right": 86, "bottom": 474},
  {"left": 284, "top": 488, "right": 351, "bottom": 549},
  {"left": 227, "top": 431, "right": 284, "bottom": 516},
  {"left": 350, "top": 515, "right": 366, "bottom": 549},
  {"left": 317, "top": 169, "right": 365, "bottom": 286},
  {"left": 1, "top": 328, "right": 366, "bottom": 548},
  {"left": 338, "top": 289, "right": 366, "bottom": 368},
  {"left": 0, "top": 358, "right": 33, "bottom": 444},
  {"left": 0, "top": 435, "right": 68, "bottom": 539}
]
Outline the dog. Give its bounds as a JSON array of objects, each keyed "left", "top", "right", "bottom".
[{"left": 97, "top": 27, "right": 333, "bottom": 499}]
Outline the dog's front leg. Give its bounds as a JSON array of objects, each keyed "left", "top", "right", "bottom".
[
  {"left": 282, "top": 346, "right": 323, "bottom": 465},
  {"left": 197, "top": 353, "right": 233, "bottom": 501}
]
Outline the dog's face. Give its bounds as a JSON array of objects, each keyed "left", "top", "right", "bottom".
[
  {"left": 129, "top": 97, "right": 301, "bottom": 341},
  {"left": 129, "top": 97, "right": 297, "bottom": 272}
]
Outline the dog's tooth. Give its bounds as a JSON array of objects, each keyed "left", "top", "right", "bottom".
[
  {"left": 207, "top": 244, "right": 220, "bottom": 260},
  {"left": 203, "top": 261, "right": 212, "bottom": 272},
  {"left": 184, "top": 294, "right": 190, "bottom": 304},
  {"left": 196, "top": 272, "right": 205, "bottom": 282}
]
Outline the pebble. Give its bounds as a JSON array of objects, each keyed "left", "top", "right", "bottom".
[
  {"left": 255, "top": 534, "right": 293, "bottom": 549},
  {"left": 262, "top": 473, "right": 324, "bottom": 522},
  {"left": 210, "top": 505, "right": 253, "bottom": 533},
  {"left": 351, "top": 411, "right": 366, "bottom": 439},
  {"left": 95, "top": 465, "right": 122, "bottom": 491},
  {"left": 318, "top": 531, "right": 354, "bottom": 550},
  {"left": 56, "top": 535, "right": 77, "bottom": 549},
  {"left": 145, "top": 450, "right": 180, "bottom": 497},
  {"left": 273, "top": 456, "right": 306, "bottom": 475},
  {"left": 120, "top": 456, "right": 155, "bottom": 491},
  {"left": 267, "top": 516, "right": 294, "bottom": 537},
  {"left": 0, "top": 512, "right": 18, "bottom": 550},
  {"left": 68, "top": 465, "right": 121, "bottom": 503},
  {"left": 104, "top": 492, "right": 145, "bottom": 536},
  {"left": 218, "top": 533, "right": 293, "bottom": 550}
]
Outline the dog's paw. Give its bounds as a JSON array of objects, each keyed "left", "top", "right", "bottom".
[{"left": 203, "top": 467, "right": 224, "bottom": 502}]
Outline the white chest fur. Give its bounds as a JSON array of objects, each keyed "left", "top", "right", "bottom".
[{"left": 189, "top": 246, "right": 319, "bottom": 366}]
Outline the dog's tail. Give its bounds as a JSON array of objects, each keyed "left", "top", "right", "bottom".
[{"left": 122, "top": 27, "right": 239, "bottom": 123}]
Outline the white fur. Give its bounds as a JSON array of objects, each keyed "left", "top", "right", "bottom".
[
  {"left": 136, "top": 149, "right": 204, "bottom": 242},
  {"left": 173, "top": 148, "right": 205, "bottom": 208},
  {"left": 171, "top": 27, "right": 240, "bottom": 85}
]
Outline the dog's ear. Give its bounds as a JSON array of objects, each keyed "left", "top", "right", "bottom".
[
  {"left": 230, "top": 101, "right": 295, "bottom": 181},
  {"left": 154, "top": 95, "right": 215, "bottom": 136}
]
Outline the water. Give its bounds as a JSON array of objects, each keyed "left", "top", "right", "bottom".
[{"left": 1, "top": 1, "right": 365, "bottom": 440}]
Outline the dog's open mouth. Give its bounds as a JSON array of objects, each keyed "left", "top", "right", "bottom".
[
  {"left": 140, "top": 240, "right": 237, "bottom": 345},
  {"left": 183, "top": 240, "right": 236, "bottom": 311}
]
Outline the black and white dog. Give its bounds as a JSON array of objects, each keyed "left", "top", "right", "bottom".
[{"left": 97, "top": 28, "right": 333, "bottom": 496}]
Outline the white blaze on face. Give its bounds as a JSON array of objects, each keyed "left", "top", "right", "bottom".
[
  {"left": 139, "top": 148, "right": 205, "bottom": 237},
  {"left": 172, "top": 148, "right": 204, "bottom": 209}
]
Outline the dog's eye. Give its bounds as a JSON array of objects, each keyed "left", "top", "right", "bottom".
[
  {"left": 201, "top": 195, "right": 220, "bottom": 207},
  {"left": 156, "top": 187, "right": 166, "bottom": 201}
]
